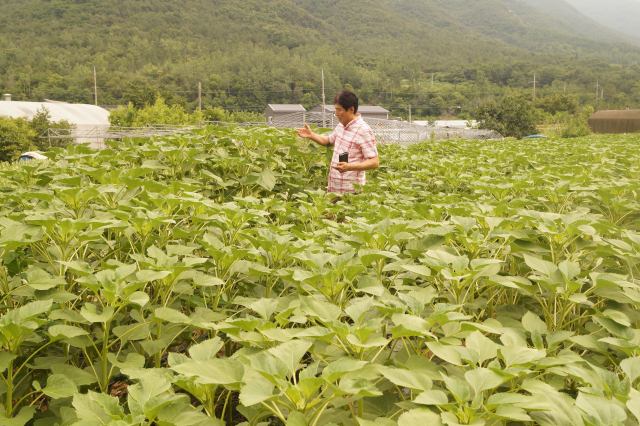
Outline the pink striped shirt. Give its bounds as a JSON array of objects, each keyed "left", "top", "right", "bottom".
[{"left": 327, "top": 115, "right": 378, "bottom": 194}]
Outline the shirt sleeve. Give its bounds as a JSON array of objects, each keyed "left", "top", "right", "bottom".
[
  {"left": 328, "top": 131, "right": 336, "bottom": 146},
  {"left": 357, "top": 128, "right": 378, "bottom": 159}
]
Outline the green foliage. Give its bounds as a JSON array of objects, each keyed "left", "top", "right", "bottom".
[
  {"left": 0, "top": 107, "right": 74, "bottom": 162},
  {"left": 476, "top": 94, "right": 539, "bottom": 138},
  {"left": 109, "top": 97, "right": 203, "bottom": 127},
  {"left": 122, "top": 85, "right": 189, "bottom": 111},
  {"left": 3, "top": 125, "right": 640, "bottom": 425},
  {"left": 536, "top": 94, "right": 580, "bottom": 115},
  {"left": 28, "top": 106, "right": 75, "bottom": 150},
  {"left": 561, "top": 105, "right": 594, "bottom": 138},
  {"left": 0, "top": 0, "right": 639, "bottom": 118},
  {"left": 202, "top": 107, "right": 265, "bottom": 124},
  {"left": 0, "top": 115, "right": 33, "bottom": 161}
]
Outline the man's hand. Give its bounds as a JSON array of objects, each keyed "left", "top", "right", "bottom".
[
  {"left": 333, "top": 162, "right": 352, "bottom": 174},
  {"left": 333, "top": 157, "right": 379, "bottom": 174},
  {"left": 296, "top": 123, "right": 313, "bottom": 139},
  {"left": 296, "top": 124, "right": 330, "bottom": 146}
]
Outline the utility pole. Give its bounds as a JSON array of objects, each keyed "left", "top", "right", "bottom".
[
  {"left": 601, "top": 89, "right": 604, "bottom": 100},
  {"left": 198, "top": 82, "right": 202, "bottom": 111},
  {"left": 531, "top": 73, "right": 537, "bottom": 102},
  {"left": 321, "top": 68, "right": 326, "bottom": 127},
  {"left": 93, "top": 66, "right": 98, "bottom": 106},
  {"left": 596, "top": 80, "right": 599, "bottom": 101},
  {"left": 408, "top": 105, "right": 412, "bottom": 123}
]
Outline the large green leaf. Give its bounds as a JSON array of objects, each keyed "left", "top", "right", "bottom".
[
  {"left": 153, "top": 307, "right": 191, "bottom": 324},
  {"left": 398, "top": 408, "right": 444, "bottom": 426},
  {"left": 0, "top": 407, "right": 37, "bottom": 426},
  {"left": 621, "top": 357, "right": 640, "bottom": 382},
  {"left": 48, "top": 324, "right": 89, "bottom": 340},
  {"left": 188, "top": 337, "right": 224, "bottom": 361},
  {"left": 73, "top": 391, "right": 125, "bottom": 423},
  {"left": 322, "top": 358, "right": 369, "bottom": 383},
  {"left": 128, "top": 373, "right": 182, "bottom": 421},
  {"left": 426, "top": 342, "right": 463, "bottom": 366},
  {"left": 80, "top": 304, "right": 115, "bottom": 323},
  {"left": 170, "top": 358, "right": 244, "bottom": 385},
  {"left": 43, "top": 374, "right": 78, "bottom": 399},
  {"left": 576, "top": 392, "right": 626, "bottom": 425},
  {"left": 256, "top": 168, "right": 276, "bottom": 191},
  {"left": 0, "top": 352, "right": 17, "bottom": 373},
  {"left": 465, "top": 331, "right": 497, "bottom": 365},
  {"left": 268, "top": 340, "right": 312, "bottom": 376},
  {"left": 464, "top": 368, "right": 504, "bottom": 395},
  {"left": 382, "top": 367, "right": 432, "bottom": 392},
  {"left": 239, "top": 380, "right": 277, "bottom": 406}
]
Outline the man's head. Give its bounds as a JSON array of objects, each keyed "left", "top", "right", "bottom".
[{"left": 334, "top": 90, "right": 358, "bottom": 126}]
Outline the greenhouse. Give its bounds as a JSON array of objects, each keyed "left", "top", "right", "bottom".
[
  {"left": 588, "top": 109, "right": 640, "bottom": 134},
  {"left": 0, "top": 98, "right": 110, "bottom": 147}
]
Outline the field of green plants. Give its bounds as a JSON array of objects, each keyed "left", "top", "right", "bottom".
[{"left": 2, "top": 127, "right": 640, "bottom": 426}]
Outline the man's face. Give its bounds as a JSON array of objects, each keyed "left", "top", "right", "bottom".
[{"left": 334, "top": 104, "right": 355, "bottom": 126}]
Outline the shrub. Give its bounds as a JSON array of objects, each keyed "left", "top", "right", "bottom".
[
  {"left": 28, "top": 106, "right": 76, "bottom": 150},
  {"left": 561, "top": 105, "right": 593, "bottom": 138},
  {"left": 109, "top": 96, "right": 203, "bottom": 127},
  {"left": 475, "top": 94, "right": 538, "bottom": 139},
  {"left": 0, "top": 115, "right": 35, "bottom": 162}
]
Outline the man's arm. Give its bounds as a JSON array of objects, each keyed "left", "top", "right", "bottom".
[
  {"left": 333, "top": 156, "right": 379, "bottom": 173},
  {"left": 296, "top": 123, "right": 330, "bottom": 146}
]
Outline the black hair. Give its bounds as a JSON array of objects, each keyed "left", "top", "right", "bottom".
[{"left": 333, "top": 90, "right": 359, "bottom": 114}]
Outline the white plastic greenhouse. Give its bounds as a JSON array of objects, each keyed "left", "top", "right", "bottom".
[{"left": 0, "top": 99, "right": 110, "bottom": 148}]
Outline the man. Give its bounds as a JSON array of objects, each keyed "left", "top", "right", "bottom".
[{"left": 296, "top": 90, "right": 379, "bottom": 196}]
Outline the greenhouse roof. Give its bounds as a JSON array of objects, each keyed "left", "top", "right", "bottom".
[{"left": 0, "top": 101, "right": 110, "bottom": 126}]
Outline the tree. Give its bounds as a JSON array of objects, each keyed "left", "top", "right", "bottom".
[
  {"left": 536, "top": 94, "right": 579, "bottom": 115},
  {"left": 122, "top": 85, "right": 187, "bottom": 111},
  {"left": 28, "top": 106, "right": 75, "bottom": 150},
  {"left": 475, "top": 95, "right": 538, "bottom": 139},
  {"left": 300, "top": 92, "right": 320, "bottom": 110},
  {"left": 0, "top": 116, "right": 34, "bottom": 162},
  {"left": 109, "top": 96, "right": 202, "bottom": 127}
]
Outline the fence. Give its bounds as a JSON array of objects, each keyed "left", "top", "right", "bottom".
[
  {"left": 40, "top": 125, "right": 197, "bottom": 149},
  {"left": 270, "top": 112, "right": 503, "bottom": 145},
  {"left": 42, "top": 115, "right": 503, "bottom": 149}
]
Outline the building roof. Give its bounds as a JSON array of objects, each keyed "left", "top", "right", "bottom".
[
  {"left": 588, "top": 109, "right": 640, "bottom": 134},
  {"left": 0, "top": 101, "right": 110, "bottom": 126},
  {"left": 266, "top": 104, "right": 306, "bottom": 112},
  {"left": 589, "top": 110, "right": 640, "bottom": 120},
  {"left": 358, "top": 106, "right": 389, "bottom": 113},
  {"left": 311, "top": 105, "right": 389, "bottom": 113}
]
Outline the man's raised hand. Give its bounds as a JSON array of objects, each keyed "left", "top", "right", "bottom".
[{"left": 296, "top": 123, "right": 312, "bottom": 139}]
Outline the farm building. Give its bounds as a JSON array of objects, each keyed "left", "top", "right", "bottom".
[
  {"left": 310, "top": 105, "right": 389, "bottom": 120},
  {"left": 0, "top": 96, "right": 110, "bottom": 148},
  {"left": 264, "top": 104, "right": 306, "bottom": 124},
  {"left": 588, "top": 109, "right": 640, "bottom": 134}
]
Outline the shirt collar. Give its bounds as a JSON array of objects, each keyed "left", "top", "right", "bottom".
[{"left": 343, "top": 114, "right": 361, "bottom": 130}]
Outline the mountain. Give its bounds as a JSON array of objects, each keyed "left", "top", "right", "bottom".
[
  {"left": 519, "top": 0, "right": 640, "bottom": 45},
  {"left": 0, "top": 0, "right": 639, "bottom": 112},
  {"left": 564, "top": 0, "right": 640, "bottom": 39},
  {"left": 380, "top": 0, "right": 640, "bottom": 62}
]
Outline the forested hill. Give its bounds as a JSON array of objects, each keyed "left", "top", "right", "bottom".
[
  {"left": 1, "top": 0, "right": 639, "bottom": 115},
  {"left": 564, "top": 0, "right": 640, "bottom": 39},
  {"left": 516, "top": 0, "right": 640, "bottom": 46}
]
